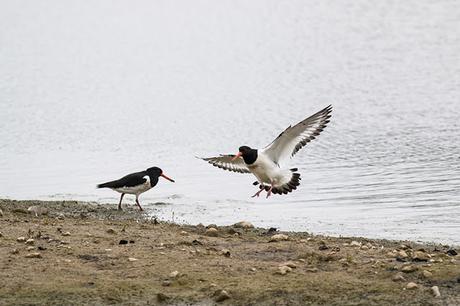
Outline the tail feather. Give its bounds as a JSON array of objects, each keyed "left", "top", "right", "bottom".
[
  {"left": 260, "top": 170, "right": 301, "bottom": 195},
  {"left": 97, "top": 182, "right": 113, "bottom": 188}
]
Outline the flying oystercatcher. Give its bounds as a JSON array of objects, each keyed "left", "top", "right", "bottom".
[
  {"left": 200, "top": 105, "right": 332, "bottom": 198},
  {"left": 97, "top": 166, "right": 175, "bottom": 211}
]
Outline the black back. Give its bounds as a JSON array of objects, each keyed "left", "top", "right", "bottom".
[
  {"left": 97, "top": 167, "right": 163, "bottom": 189},
  {"left": 239, "top": 146, "right": 258, "bottom": 165}
]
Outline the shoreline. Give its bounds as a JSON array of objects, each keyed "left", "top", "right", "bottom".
[{"left": 0, "top": 199, "right": 459, "bottom": 305}]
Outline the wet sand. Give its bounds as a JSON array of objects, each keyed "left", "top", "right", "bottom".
[{"left": 0, "top": 199, "right": 459, "bottom": 305}]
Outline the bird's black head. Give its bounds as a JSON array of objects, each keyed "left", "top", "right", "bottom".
[
  {"left": 146, "top": 167, "right": 175, "bottom": 182},
  {"left": 238, "top": 146, "right": 258, "bottom": 165}
]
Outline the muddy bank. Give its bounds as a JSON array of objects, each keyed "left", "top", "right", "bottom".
[{"left": 0, "top": 199, "right": 459, "bottom": 305}]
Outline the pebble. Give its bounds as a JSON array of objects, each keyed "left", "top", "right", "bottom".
[
  {"left": 431, "top": 286, "right": 441, "bottom": 298},
  {"left": 392, "top": 273, "right": 405, "bottom": 282},
  {"left": 27, "top": 206, "right": 48, "bottom": 216},
  {"left": 305, "top": 267, "right": 319, "bottom": 273},
  {"left": 360, "top": 245, "right": 369, "bottom": 250},
  {"left": 62, "top": 232, "right": 71, "bottom": 236},
  {"left": 406, "top": 282, "right": 418, "bottom": 290},
  {"left": 350, "top": 241, "right": 361, "bottom": 247},
  {"left": 11, "top": 248, "right": 19, "bottom": 254},
  {"left": 277, "top": 266, "right": 292, "bottom": 275},
  {"left": 233, "top": 221, "right": 254, "bottom": 229},
  {"left": 17, "top": 237, "right": 26, "bottom": 243},
  {"left": 156, "top": 293, "right": 169, "bottom": 302},
  {"left": 26, "top": 246, "right": 35, "bottom": 251},
  {"left": 169, "top": 271, "right": 179, "bottom": 278},
  {"left": 281, "top": 261, "right": 297, "bottom": 269},
  {"left": 269, "top": 234, "right": 289, "bottom": 242},
  {"left": 214, "top": 289, "right": 231, "bottom": 302},
  {"left": 400, "top": 244, "right": 411, "bottom": 250},
  {"left": 106, "top": 228, "right": 116, "bottom": 234},
  {"left": 119, "top": 239, "right": 128, "bottom": 245},
  {"left": 25, "top": 252, "right": 42, "bottom": 258},
  {"left": 161, "top": 280, "right": 171, "bottom": 287},
  {"left": 421, "top": 270, "right": 433, "bottom": 278},
  {"left": 221, "top": 249, "right": 231, "bottom": 257},
  {"left": 180, "top": 231, "right": 188, "bottom": 236},
  {"left": 104, "top": 249, "right": 112, "bottom": 252},
  {"left": 412, "top": 251, "right": 430, "bottom": 262},
  {"left": 447, "top": 249, "right": 458, "bottom": 256},
  {"left": 205, "top": 228, "right": 218, "bottom": 237},
  {"left": 0, "top": 208, "right": 3, "bottom": 216},
  {"left": 250, "top": 267, "right": 257, "bottom": 272},
  {"left": 398, "top": 250, "right": 409, "bottom": 259},
  {"left": 401, "top": 265, "right": 418, "bottom": 273},
  {"left": 25, "top": 239, "right": 35, "bottom": 245},
  {"left": 128, "top": 257, "right": 138, "bottom": 262}
]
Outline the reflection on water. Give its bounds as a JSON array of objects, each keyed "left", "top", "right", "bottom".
[{"left": 0, "top": 0, "right": 459, "bottom": 245}]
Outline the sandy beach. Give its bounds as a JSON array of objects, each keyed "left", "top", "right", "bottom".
[{"left": 0, "top": 199, "right": 458, "bottom": 305}]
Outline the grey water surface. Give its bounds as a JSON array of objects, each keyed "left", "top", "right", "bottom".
[{"left": 1, "top": 1, "right": 459, "bottom": 245}]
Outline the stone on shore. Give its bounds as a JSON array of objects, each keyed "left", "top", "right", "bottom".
[
  {"left": 269, "top": 234, "right": 289, "bottom": 242},
  {"left": 431, "top": 286, "right": 441, "bottom": 297},
  {"left": 233, "top": 221, "right": 254, "bottom": 229},
  {"left": 406, "top": 282, "right": 418, "bottom": 290},
  {"left": 205, "top": 228, "right": 218, "bottom": 237}
]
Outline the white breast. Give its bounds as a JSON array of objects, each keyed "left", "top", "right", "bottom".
[
  {"left": 247, "top": 153, "right": 284, "bottom": 185},
  {"left": 113, "top": 176, "right": 152, "bottom": 195}
]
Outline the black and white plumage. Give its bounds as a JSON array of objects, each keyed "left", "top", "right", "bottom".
[
  {"left": 97, "top": 166, "right": 175, "bottom": 211},
  {"left": 200, "top": 105, "right": 332, "bottom": 198}
]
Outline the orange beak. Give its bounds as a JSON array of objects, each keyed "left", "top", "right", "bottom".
[
  {"left": 231, "top": 152, "right": 242, "bottom": 161},
  {"left": 160, "top": 173, "right": 175, "bottom": 183}
]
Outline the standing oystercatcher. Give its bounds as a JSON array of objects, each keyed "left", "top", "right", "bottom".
[
  {"left": 200, "top": 105, "right": 332, "bottom": 198},
  {"left": 97, "top": 166, "right": 175, "bottom": 211}
]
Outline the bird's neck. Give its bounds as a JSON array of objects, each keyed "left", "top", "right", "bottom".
[{"left": 242, "top": 149, "right": 258, "bottom": 165}]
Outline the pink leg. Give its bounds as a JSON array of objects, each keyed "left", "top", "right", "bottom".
[
  {"left": 135, "top": 196, "right": 144, "bottom": 211},
  {"left": 251, "top": 187, "right": 265, "bottom": 198},
  {"left": 266, "top": 182, "right": 275, "bottom": 198},
  {"left": 118, "top": 193, "right": 125, "bottom": 210}
]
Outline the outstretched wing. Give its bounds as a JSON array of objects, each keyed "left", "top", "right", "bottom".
[
  {"left": 262, "top": 105, "right": 332, "bottom": 166},
  {"left": 199, "top": 155, "right": 250, "bottom": 174}
]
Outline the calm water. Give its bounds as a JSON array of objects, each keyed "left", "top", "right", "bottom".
[{"left": 1, "top": 1, "right": 459, "bottom": 245}]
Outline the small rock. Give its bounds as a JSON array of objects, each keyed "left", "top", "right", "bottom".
[
  {"left": 119, "top": 239, "right": 128, "bottom": 245},
  {"left": 27, "top": 206, "right": 48, "bottom": 216},
  {"left": 38, "top": 246, "right": 47, "bottom": 250},
  {"left": 360, "top": 245, "right": 369, "bottom": 250},
  {"left": 392, "top": 273, "right": 405, "bottom": 282},
  {"left": 277, "top": 266, "right": 292, "bottom": 275},
  {"left": 431, "top": 286, "right": 441, "bottom": 298},
  {"left": 214, "top": 289, "right": 231, "bottom": 302},
  {"left": 104, "top": 249, "right": 112, "bottom": 252},
  {"left": 25, "top": 252, "right": 42, "bottom": 258},
  {"left": 157, "top": 293, "right": 169, "bottom": 302},
  {"left": 26, "top": 246, "right": 35, "bottom": 251},
  {"left": 206, "top": 224, "right": 218, "bottom": 229},
  {"left": 106, "top": 228, "right": 116, "bottom": 234},
  {"left": 25, "top": 239, "right": 34, "bottom": 245},
  {"left": 233, "top": 221, "right": 254, "bottom": 229},
  {"left": 221, "top": 249, "right": 231, "bottom": 257},
  {"left": 400, "top": 244, "right": 411, "bottom": 250},
  {"left": 412, "top": 251, "right": 430, "bottom": 262},
  {"left": 11, "top": 248, "right": 19, "bottom": 254},
  {"left": 250, "top": 267, "right": 257, "bottom": 272},
  {"left": 421, "top": 270, "right": 433, "bottom": 278},
  {"left": 0, "top": 208, "right": 3, "bottom": 216},
  {"left": 350, "top": 241, "right": 361, "bottom": 247},
  {"left": 269, "top": 234, "right": 289, "bottom": 242},
  {"left": 305, "top": 267, "right": 319, "bottom": 273},
  {"left": 128, "top": 257, "right": 138, "bottom": 262},
  {"left": 398, "top": 250, "right": 409, "bottom": 259},
  {"left": 180, "top": 231, "right": 188, "bottom": 236},
  {"left": 401, "top": 265, "right": 418, "bottom": 273},
  {"left": 169, "top": 271, "right": 179, "bottom": 278},
  {"left": 447, "top": 249, "right": 458, "bottom": 256},
  {"left": 318, "top": 241, "right": 329, "bottom": 251},
  {"left": 62, "top": 232, "right": 71, "bottom": 236},
  {"left": 161, "top": 280, "right": 171, "bottom": 287},
  {"left": 205, "top": 228, "right": 218, "bottom": 237},
  {"left": 281, "top": 261, "right": 297, "bottom": 269},
  {"left": 17, "top": 237, "right": 26, "bottom": 243},
  {"left": 406, "top": 282, "right": 418, "bottom": 290}
]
